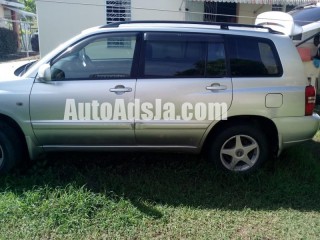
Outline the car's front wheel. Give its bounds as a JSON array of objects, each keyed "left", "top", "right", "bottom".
[
  {"left": 0, "top": 122, "right": 24, "bottom": 174},
  {"left": 209, "top": 125, "right": 269, "bottom": 174}
]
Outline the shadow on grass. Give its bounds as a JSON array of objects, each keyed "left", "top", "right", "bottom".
[{"left": 1, "top": 140, "right": 320, "bottom": 217}]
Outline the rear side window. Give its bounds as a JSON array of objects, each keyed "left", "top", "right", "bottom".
[
  {"left": 143, "top": 33, "right": 227, "bottom": 78},
  {"left": 227, "top": 37, "right": 282, "bottom": 77},
  {"left": 207, "top": 42, "right": 227, "bottom": 76}
]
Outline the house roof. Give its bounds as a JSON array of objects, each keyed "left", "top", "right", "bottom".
[
  {"left": 0, "top": 0, "right": 24, "bottom": 9},
  {"left": 0, "top": 0, "right": 36, "bottom": 19},
  {"left": 5, "top": 6, "right": 36, "bottom": 18}
]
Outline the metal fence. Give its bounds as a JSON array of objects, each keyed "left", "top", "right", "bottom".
[{"left": 0, "top": 17, "right": 37, "bottom": 56}]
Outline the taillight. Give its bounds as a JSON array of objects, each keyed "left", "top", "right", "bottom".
[{"left": 305, "top": 85, "right": 316, "bottom": 116}]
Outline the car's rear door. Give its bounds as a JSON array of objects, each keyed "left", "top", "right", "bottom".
[{"left": 134, "top": 32, "right": 232, "bottom": 148}]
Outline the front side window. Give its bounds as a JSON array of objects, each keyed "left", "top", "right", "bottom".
[
  {"left": 227, "top": 37, "right": 282, "bottom": 77},
  {"left": 143, "top": 33, "right": 226, "bottom": 78},
  {"left": 50, "top": 33, "right": 137, "bottom": 80}
]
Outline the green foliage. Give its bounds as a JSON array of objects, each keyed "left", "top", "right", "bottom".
[
  {"left": 0, "top": 28, "right": 18, "bottom": 54},
  {"left": 19, "top": 0, "right": 36, "bottom": 13},
  {"left": 0, "top": 134, "right": 319, "bottom": 239}
]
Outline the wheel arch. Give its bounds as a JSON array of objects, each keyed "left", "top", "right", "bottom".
[
  {"left": 0, "top": 113, "right": 28, "bottom": 154},
  {"left": 202, "top": 115, "right": 279, "bottom": 155}
]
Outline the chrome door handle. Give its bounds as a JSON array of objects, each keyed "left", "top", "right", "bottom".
[
  {"left": 109, "top": 85, "right": 132, "bottom": 93},
  {"left": 110, "top": 87, "right": 132, "bottom": 92},
  {"left": 206, "top": 84, "right": 227, "bottom": 91}
]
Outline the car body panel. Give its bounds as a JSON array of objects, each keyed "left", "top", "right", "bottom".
[
  {"left": 273, "top": 113, "right": 320, "bottom": 150},
  {"left": 30, "top": 79, "right": 136, "bottom": 146},
  {"left": 0, "top": 22, "right": 316, "bottom": 161},
  {"left": 0, "top": 60, "right": 35, "bottom": 80},
  {"left": 135, "top": 77, "right": 232, "bottom": 147}
]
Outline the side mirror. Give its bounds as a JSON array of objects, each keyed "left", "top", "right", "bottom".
[{"left": 37, "top": 64, "right": 51, "bottom": 81}]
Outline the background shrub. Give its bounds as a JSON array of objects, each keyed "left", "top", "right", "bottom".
[{"left": 0, "top": 28, "right": 18, "bottom": 54}]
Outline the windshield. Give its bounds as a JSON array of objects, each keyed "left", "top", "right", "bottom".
[
  {"left": 15, "top": 61, "right": 37, "bottom": 76},
  {"left": 289, "top": 7, "right": 320, "bottom": 26}
]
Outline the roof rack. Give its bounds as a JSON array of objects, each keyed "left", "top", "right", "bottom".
[{"left": 100, "top": 21, "right": 282, "bottom": 34}]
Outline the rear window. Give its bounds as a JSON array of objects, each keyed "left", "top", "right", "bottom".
[
  {"left": 144, "top": 40, "right": 206, "bottom": 77},
  {"left": 227, "top": 36, "right": 282, "bottom": 77},
  {"left": 143, "top": 32, "right": 227, "bottom": 78},
  {"left": 289, "top": 7, "right": 320, "bottom": 26}
]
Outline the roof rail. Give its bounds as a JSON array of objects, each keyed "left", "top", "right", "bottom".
[{"left": 100, "top": 21, "right": 282, "bottom": 34}]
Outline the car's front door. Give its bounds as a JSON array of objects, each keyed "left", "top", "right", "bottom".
[{"left": 30, "top": 32, "right": 139, "bottom": 148}]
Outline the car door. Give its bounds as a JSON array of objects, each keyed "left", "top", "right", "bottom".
[
  {"left": 135, "top": 32, "right": 232, "bottom": 148},
  {"left": 30, "top": 32, "right": 139, "bottom": 147}
]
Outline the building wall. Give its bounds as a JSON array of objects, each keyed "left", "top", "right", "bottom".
[
  {"left": 131, "top": 0, "right": 186, "bottom": 21},
  {"left": 185, "top": 1, "right": 204, "bottom": 21},
  {"left": 184, "top": 2, "right": 271, "bottom": 24},
  {"left": 0, "top": 5, "right": 4, "bottom": 18},
  {"left": 0, "top": 5, "right": 4, "bottom": 27},
  {"left": 238, "top": 4, "right": 272, "bottom": 24},
  {"left": 36, "top": 0, "right": 275, "bottom": 56},
  {"left": 36, "top": 0, "right": 105, "bottom": 56},
  {"left": 37, "top": 0, "right": 188, "bottom": 55}
]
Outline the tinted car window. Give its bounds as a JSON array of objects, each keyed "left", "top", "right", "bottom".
[
  {"left": 227, "top": 37, "right": 282, "bottom": 77},
  {"left": 207, "top": 42, "right": 227, "bottom": 77},
  {"left": 289, "top": 7, "right": 320, "bottom": 26},
  {"left": 50, "top": 34, "right": 137, "bottom": 80},
  {"left": 144, "top": 40, "right": 206, "bottom": 77},
  {"left": 143, "top": 33, "right": 226, "bottom": 78}
]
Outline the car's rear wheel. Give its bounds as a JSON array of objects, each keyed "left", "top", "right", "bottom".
[
  {"left": 209, "top": 125, "right": 269, "bottom": 174},
  {"left": 0, "top": 122, "right": 23, "bottom": 174}
]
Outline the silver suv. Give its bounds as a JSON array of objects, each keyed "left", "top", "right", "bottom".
[{"left": 0, "top": 21, "right": 319, "bottom": 174}]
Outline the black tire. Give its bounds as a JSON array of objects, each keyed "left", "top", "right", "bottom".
[
  {"left": 208, "top": 125, "right": 269, "bottom": 174},
  {"left": 0, "top": 122, "right": 24, "bottom": 174}
]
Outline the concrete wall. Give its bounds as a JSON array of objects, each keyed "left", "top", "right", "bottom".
[
  {"left": 37, "top": 0, "right": 189, "bottom": 56},
  {"left": 185, "top": 1, "right": 204, "bottom": 22},
  {"left": 0, "top": 5, "right": 4, "bottom": 27},
  {"left": 131, "top": 0, "right": 185, "bottom": 21},
  {"left": 0, "top": 5, "right": 4, "bottom": 17},
  {"left": 36, "top": 0, "right": 276, "bottom": 56},
  {"left": 238, "top": 4, "right": 272, "bottom": 24},
  {"left": 36, "top": 0, "right": 105, "bottom": 56},
  {"left": 184, "top": 2, "right": 271, "bottom": 24}
]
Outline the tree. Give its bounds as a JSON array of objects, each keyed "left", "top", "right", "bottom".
[{"left": 19, "top": 0, "right": 36, "bottom": 13}]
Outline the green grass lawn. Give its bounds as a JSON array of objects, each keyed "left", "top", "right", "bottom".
[{"left": 0, "top": 132, "right": 320, "bottom": 239}]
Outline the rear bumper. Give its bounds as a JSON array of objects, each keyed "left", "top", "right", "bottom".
[{"left": 273, "top": 113, "right": 320, "bottom": 154}]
